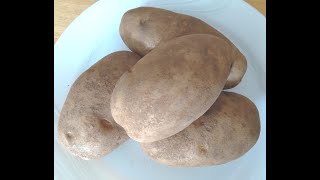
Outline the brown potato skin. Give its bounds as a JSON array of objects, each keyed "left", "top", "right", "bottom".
[
  {"left": 58, "top": 51, "right": 140, "bottom": 160},
  {"left": 111, "top": 34, "right": 233, "bottom": 143},
  {"left": 120, "top": 7, "right": 247, "bottom": 89},
  {"left": 223, "top": 53, "right": 247, "bottom": 89},
  {"left": 141, "top": 91, "right": 260, "bottom": 167}
]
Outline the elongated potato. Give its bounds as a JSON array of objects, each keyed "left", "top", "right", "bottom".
[
  {"left": 120, "top": 7, "right": 247, "bottom": 89},
  {"left": 111, "top": 34, "right": 233, "bottom": 143},
  {"left": 58, "top": 51, "right": 140, "bottom": 160},
  {"left": 141, "top": 91, "right": 260, "bottom": 167}
]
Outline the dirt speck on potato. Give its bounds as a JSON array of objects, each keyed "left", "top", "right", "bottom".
[{"left": 197, "top": 144, "right": 208, "bottom": 156}]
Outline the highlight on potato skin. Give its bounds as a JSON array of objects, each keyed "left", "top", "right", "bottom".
[
  {"left": 58, "top": 51, "right": 140, "bottom": 160},
  {"left": 111, "top": 34, "right": 234, "bottom": 143},
  {"left": 120, "top": 7, "right": 247, "bottom": 89},
  {"left": 141, "top": 91, "right": 260, "bottom": 167}
]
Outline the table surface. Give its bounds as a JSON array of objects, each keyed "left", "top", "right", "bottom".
[{"left": 54, "top": 0, "right": 266, "bottom": 44}]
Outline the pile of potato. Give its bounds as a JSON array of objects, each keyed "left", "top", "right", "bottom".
[{"left": 58, "top": 7, "right": 260, "bottom": 167}]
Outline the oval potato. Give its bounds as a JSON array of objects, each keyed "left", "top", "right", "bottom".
[
  {"left": 111, "top": 34, "right": 233, "bottom": 143},
  {"left": 141, "top": 91, "right": 260, "bottom": 167},
  {"left": 120, "top": 7, "right": 247, "bottom": 89},
  {"left": 58, "top": 51, "right": 140, "bottom": 160}
]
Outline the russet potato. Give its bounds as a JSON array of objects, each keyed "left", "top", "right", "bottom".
[
  {"left": 141, "top": 91, "right": 260, "bottom": 167},
  {"left": 58, "top": 51, "right": 140, "bottom": 160},
  {"left": 120, "top": 7, "right": 247, "bottom": 89},
  {"left": 111, "top": 34, "right": 233, "bottom": 143}
]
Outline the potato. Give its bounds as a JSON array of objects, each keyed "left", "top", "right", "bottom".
[
  {"left": 141, "top": 91, "right": 260, "bottom": 167},
  {"left": 224, "top": 54, "right": 247, "bottom": 89},
  {"left": 58, "top": 51, "right": 140, "bottom": 160},
  {"left": 111, "top": 34, "right": 233, "bottom": 143},
  {"left": 120, "top": 7, "right": 247, "bottom": 89}
]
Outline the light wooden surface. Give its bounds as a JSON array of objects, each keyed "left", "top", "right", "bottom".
[
  {"left": 54, "top": 0, "right": 266, "bottom": 44},
  {"left": 244, "top": 0, "right": 266, "bottom": 16},
  {"left": 54, "top": 0, "right": 96, "bottom": 43}
]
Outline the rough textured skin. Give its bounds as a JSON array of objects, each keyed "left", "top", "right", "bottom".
[
  {"left": 120, "top": 7, "right": 247, "bottom": 89},
  {"left": 111, "top": 34, "right": 233, "bottom": 143},
  {"left": 141, "top": 91, "right": 260, "bottom": 167},
  {"left": 58, "top": 51, "right": 140, "bottom": 160}
]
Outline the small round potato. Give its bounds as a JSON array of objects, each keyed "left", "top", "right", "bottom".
[
  {"left": 141, "top": 91, "right": 260, "bottom": 167},
  {"left": 120, "top": 7, "right": 247, "bottom": 89},
  {"left": 111, "top": 34, "right": 233, "bottom": 143},
  {"left": 58, "top": 51, "right": 140, "bottom": 160}
]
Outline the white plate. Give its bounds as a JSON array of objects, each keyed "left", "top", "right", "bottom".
[{"left": 54, "top": 0, "right": 266, "bottom": 179}]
